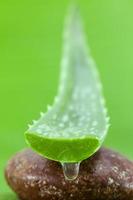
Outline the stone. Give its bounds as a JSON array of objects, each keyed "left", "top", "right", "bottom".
[{"left": 5, "top": 148, "right": 133, "bottom": 200}]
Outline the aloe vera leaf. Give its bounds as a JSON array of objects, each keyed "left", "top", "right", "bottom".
[{"left": 25, "top": 6, "right": 109, "bottom": 163}]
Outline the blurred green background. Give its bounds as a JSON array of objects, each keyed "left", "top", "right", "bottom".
[{"left": 0, "top": 0, "right": 133, "bottom": 194}]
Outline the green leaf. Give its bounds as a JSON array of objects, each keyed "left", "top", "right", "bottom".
[{"left": 25, "top": 6, "right": 109, "bottom": 163}]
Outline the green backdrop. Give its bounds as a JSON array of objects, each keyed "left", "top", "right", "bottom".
[{"left": 0, "top": 0, "right": 133, "bottom": 194}]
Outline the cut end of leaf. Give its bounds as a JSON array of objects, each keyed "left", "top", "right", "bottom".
[{"left": 25, "top": 132, "right": 100, "bottom": 162}]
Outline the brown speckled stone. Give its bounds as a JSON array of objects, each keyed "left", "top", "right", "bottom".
[{"left": 5, "top": 148, "right": 133, "bottom": 200}]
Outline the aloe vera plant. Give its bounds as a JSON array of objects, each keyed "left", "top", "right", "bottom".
[{"left": 25, "top": 6, "right": 109, "bottom": 166}]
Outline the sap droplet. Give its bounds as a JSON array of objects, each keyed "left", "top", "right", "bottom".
[{"left": 61, "top": 162, "right": 80, "bottom": 181}]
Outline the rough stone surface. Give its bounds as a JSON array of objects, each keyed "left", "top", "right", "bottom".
[{"left": 5, "top": 148, "right": 133, "bottom": 200}]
